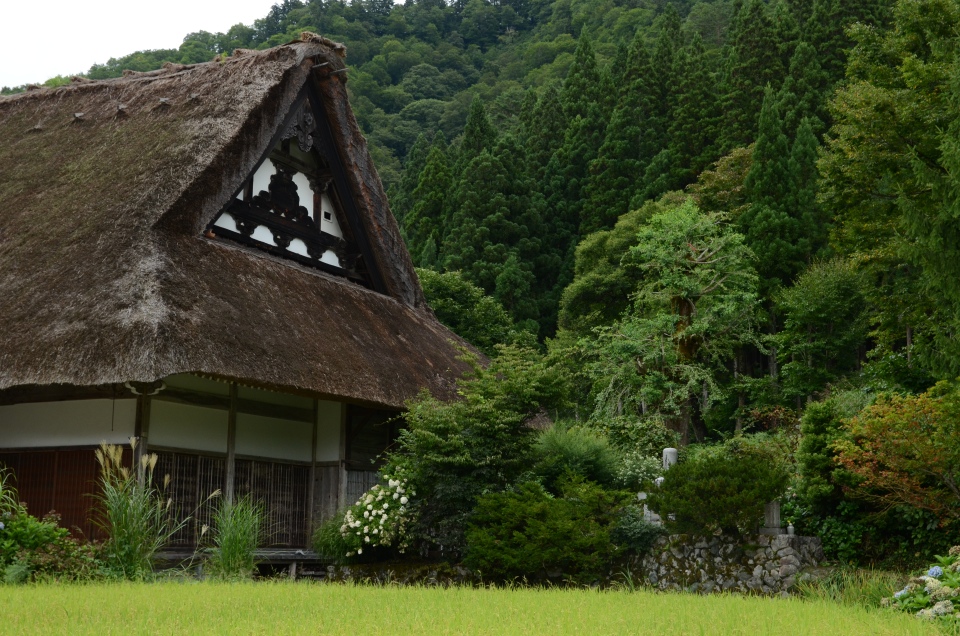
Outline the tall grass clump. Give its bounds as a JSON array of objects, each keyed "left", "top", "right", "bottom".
[
  {"left": 206, "top": 496, "right": 264, "bottom": 580},
  {"left": 796, "top": 567, "right": 901, "bottom": 608},
  {"left": 0, "top": 467, "right": 20, "bottom": 515},
  {"left": 94, "top": 440, "right": 196, "bottom": 580}
]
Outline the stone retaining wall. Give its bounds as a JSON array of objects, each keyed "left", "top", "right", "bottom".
[{"left": 638, "top": 533, "right": 824, "bottom": 595}]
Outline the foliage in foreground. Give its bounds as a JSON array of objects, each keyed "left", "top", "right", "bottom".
[
  {"left": 94, "top": 441, "right": 194, "bottom": 580},
  {"left": 0, "top": 581, "right": 937, "bottom": 635},
  {"left": 883, "top": 546, "right": 960, "bottom": 626},
  {"left": 463, "top": 479, "right": 629, "bottom": 584},
  {"left": 0, "top": 469, "right": 102, "bottom": 583},
  {"left": 386, "top": 344, "right": 569, "bottom": 555},
  {"left": 206, "top": 496, "right": 263, "bottom": 580},
  {"left": 836, "top": 382, "right": 960, "bottom": 528}
]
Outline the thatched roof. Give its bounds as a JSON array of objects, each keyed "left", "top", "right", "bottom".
[{"left": 0, "top": 34, "right": 469, "bottom": 408}]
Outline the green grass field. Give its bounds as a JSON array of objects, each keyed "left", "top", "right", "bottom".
[{"left": 0, "top": 582, "right": 938, "bottom": 635}]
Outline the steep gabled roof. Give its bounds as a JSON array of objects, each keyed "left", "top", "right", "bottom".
[{"left": 0, "top": 34, "right": 469, "bottom": 408}]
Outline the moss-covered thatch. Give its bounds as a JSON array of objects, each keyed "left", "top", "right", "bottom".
[{"left": 0, "top": 34, "right": 468, "bottom": 408}]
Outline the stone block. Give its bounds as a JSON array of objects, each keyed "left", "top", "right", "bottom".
[{"left": 779, "top": 563, "right": 798, "bottom": 578}]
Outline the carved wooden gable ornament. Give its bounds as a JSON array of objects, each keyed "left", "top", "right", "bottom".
[{"left": 207, "top": 93, "right": 381, "bottom": 290}]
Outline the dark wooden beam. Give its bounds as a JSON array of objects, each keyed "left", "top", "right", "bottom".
[
  {"left": 0, "top": 384, "right": 126, "bottom": 406},
  {"left": 225, "top": 383, "right": 238, "bottom": 505}
]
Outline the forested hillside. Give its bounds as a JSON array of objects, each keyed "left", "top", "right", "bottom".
[{"left": 4, "top": 0, "right": 891, "bottom": 338}]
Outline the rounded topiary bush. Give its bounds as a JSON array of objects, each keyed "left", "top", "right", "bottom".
[
  {"left": 647, "top": 445, "right": 790, "bottom": 537},
  {"left": 463, "top": 479, "right": 627, "bottom": 584}
]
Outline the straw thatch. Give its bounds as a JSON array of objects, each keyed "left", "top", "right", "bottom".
[{"left": 0, "top": 34, "right": 469, "bottom": 408}]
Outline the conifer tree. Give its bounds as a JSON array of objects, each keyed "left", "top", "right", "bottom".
[
  {"left": 561, "top": 33, "right": 603, "bottom": 123},
  {"left": 739, "top": 87, "right": 803, "bottom": 290},
  {"left": 523, "top": 85, "right": 566, "bottom": 183},
  {"left": 772, "top": 0, "right": 800, "bottom": 70},
  {"left": 803, "top": 0, "right": 846, "bottom": 86},
  {"left": 441, "top": 134, "right": 545, "bottom": 326},
  {"left": 786, "top": 117, "right": 824, "bottom": 251},
  {"left": 646, "top": 33, "right": 721, "bottom": 200},
  {"left": 542, "top": 33, "right": 608, "bottom": 240},
  {"left": 404, "top": 138, "right": 453, "bottom": 268},
  {"left": 718, "top": 0, "right": 785, "bottom": 151},
  {"left": 390, "top": 133, "right": 431, "bottom": 227},
  {"left": 776, "top": 41, "right": 829, "bottom": 139},
  {"left": 455, "top": 96, "right": 497, "bottom": 175},
  {"left": 583, "top": 35, "right": 657, "bottom": 232}
]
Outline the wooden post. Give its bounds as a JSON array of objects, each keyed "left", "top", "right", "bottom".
[
  {"left": 225, "top": 383, "right": 237, "bottom": 505},
  {"left": 134, "top": 394, "right": 152, "bottom": 482},
  {"left": 338, "top": 403, "right": 348, "bottom": 511},
  {"left": 307, "top": 399, "right": 318, "bottom": 536}
]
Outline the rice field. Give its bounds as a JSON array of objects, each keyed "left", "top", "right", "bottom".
[{"left": 0, "top": 581, "right": 939, "bottom": 635}]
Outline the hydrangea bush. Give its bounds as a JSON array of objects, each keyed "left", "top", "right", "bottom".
[
  {"left": 340, "top": 474, "right": 415, "bottom": 558},
  {"left": 882, "top": 546, "right": 960, "bottom": 622}
]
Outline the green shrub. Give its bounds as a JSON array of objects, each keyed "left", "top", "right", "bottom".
[
  {"left": 882, "top": 546, "right": 960, "bottom": 623},
  {"left": 206, "top": 496, "right": 263, "bottom": 580},
  {"left": 463, "top": 479, "right": 628, "bottom": 584},
  {"left": 387, "top": 345, "right": 570, "bottom": 555},
  {"left": 647, "top": 440, "right": 790, "bottom": 537},
  {"left": 0, "top": 510, "right": 103, "bottom": 583},
  {"left": 610, "top": 505, "right": 666, "bottom": 556},
  {"left": 312, "top": 511, "right": 352, "bottom": 564},
  {"left": 533, "top": 425, "right": 621, "bottom": 491},
  {"left": 94, "top": 442, "right": 193, "bottom": 580}
]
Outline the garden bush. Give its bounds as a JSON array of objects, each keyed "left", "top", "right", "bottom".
[
  {"left": 883, "top": 545, "right": 960, "bottom": 625},
  {"left": 338, "top": 473, "right": 415, "bottom": 559},
  {"left": 610, "top": 505, "right": 666, "bottom": 556},
  {"left": 532, "top": 425, "right": 621, "bottom": 491},
  {"left": 0, "top": 469, "right": 102, "bottom": 582},
  {"left": 387, "top": 344, "right": 570, "bottom": 555},
  {"left": 312, "top": 511, "right": 352, "bottom": 564},
  {"left": 647, "top": 438, "right": 790, "bottom": 537},
  {"left": 835, "top": 381, "right": 960, "bottom": 527},
  {"left": 463, "top": 478, "right": 628, "bottom": 584}
]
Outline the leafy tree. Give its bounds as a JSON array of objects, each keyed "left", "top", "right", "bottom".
[
  {"left": 836, "top": 382, "right": 960, "bottom": 528},
  {"left": 820, "top": 0, "right": 960, "bottom": 377},
  {"left": 589, "top": 200, "right": 760, "bottom": 443},
  {"left": 776, "top": 259, "right": 868, "bottom": 403},
  {"left": 417, "top": 268, "right": 518, "bottom": 355},
  {"left": 558, "top": 195, "right": 682, "bottom": 336}
]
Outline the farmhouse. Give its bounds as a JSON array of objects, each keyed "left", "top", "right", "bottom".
[{"left": 0, "top": 34, "right": 469, "bottom": 550}]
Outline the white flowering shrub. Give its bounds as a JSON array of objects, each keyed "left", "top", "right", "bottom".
[{"left": 339, "top": 474, "right": 415, "bottom": 557}]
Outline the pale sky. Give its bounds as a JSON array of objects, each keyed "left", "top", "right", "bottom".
[{"left": 0, "top": 0, "right": 283, "bottom": 88}]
